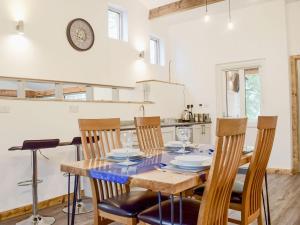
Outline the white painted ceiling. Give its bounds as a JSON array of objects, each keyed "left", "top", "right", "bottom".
[{"left": 139, "top": 0, "right": 178, "bottom": 8}]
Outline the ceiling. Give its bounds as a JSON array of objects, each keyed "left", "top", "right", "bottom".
[
  {"left": 139, "top": 0, "right": 178, "bottom": 8},
  {"left": 139, "top": 0, "right": 289, "bottom": 9}
]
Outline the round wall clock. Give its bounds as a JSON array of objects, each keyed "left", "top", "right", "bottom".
[{"left": 66, "top": 18, "right": 95, "bottom": 51}]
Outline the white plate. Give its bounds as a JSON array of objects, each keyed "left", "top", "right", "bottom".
[
  {"left": 107, "top": 148, "right": 143, "bottom": 158},
  {"left": 170, "top": 160, "right": 211, "bottom": 169},
  {"left": 172, "top": 155, "right": 212, "bottom": 167}
]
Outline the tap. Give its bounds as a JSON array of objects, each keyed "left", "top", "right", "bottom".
[{"left": 139, "top": 104, "right": 145, "bottom": 117}]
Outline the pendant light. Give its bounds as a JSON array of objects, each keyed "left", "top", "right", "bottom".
[
  {"left": 227, "top": 0, "right": 234, "bottom": 30},
  {"left": 204, "top": 0, "right": 210, "bottom": 22}
]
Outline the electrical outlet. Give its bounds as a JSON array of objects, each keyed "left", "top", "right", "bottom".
[
  {"left": 69, "top": 105, "right": 79, "bottom": 113},
  {"left": 0, "top": 106, "right": 10, "bottom": 113}
]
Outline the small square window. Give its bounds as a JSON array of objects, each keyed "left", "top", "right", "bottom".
[
  {"left": 150, "top": 37, "right": 161, "bottom": 65},
  {"left": 245, "top": 73, "right": 261, "bottom": 121},
  {"left": 108, "top": 8, "right": 123, "bottom": 40}
]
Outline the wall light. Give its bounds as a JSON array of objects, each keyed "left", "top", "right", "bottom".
[
  {"left": 138, "top": 51, "right": 145, "bottom": 59},
  {"left": 16, "top": 20, "right": 24, "bottom": 34}
]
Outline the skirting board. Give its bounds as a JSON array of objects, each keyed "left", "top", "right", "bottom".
[
  {"left": 267, "top": 168, "right": 293, "bottom": 175},
  {"left": 0, "top": 190, "right": 85, "bottom": 222}
]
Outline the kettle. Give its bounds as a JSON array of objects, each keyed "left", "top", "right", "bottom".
[{"left": 181, "top": 105, "right": 193, "bottom": 122}]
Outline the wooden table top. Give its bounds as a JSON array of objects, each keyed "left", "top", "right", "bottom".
[{"left": 60, "top": 152, "right": 252, "bottom": 194}]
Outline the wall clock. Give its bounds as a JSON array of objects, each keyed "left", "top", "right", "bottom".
[{"left": 66, "top": 18, "right": 95, "bottom": 51}]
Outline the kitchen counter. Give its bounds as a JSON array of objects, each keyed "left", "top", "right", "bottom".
[{"left": 120, "top": 121, "right": 211, "bottom": 131}]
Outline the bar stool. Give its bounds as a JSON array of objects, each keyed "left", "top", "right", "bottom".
[
  {"left": 11, "top": 139, "right": 59, "bottom": 225},
  {"left": 62, "top": 137, "right": 93, "bottom": 214}
]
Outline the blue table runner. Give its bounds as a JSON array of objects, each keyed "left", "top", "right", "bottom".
[{"left": 89, "top": 147, "right": 214, "bottom": 184}]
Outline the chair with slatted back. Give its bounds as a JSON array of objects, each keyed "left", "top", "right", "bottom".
[
  {"left": 134, "top": 116, "right": 164, "bottom": 152},
  {"left": 138, "top": 118, "right": 247, "bottom": 225},
  {"left": 194, "top": 116, "right": 277, "bottom": 225},
  {"left": 228, "top": 116, "right": 277, "bottom": 225},
  {"left": 78, "top": 118, "right": 167, "bottom": 225}
]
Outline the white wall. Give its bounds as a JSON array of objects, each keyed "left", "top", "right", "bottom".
[
  {"left": 166, "top": 0, "right": 292, "bottom": 169},
  {"left": 0, "top": 0, "right": 169, "bottom": 87},
  {"left": 286, "top": 0, "right": 300, "bottom": 55},
  {"left": 0, "top": 82, "right": 184, "bottom": 211},
  {"left": 0, "top": 0, "right": 176, "bottom": 212}
]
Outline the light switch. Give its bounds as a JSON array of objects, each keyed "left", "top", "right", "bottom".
[
  {"left": 0, "top": 106, "right": 10, "bottom": 113},
  {"left": 69, "top": 105, "right": 79, "bottom": 113}
]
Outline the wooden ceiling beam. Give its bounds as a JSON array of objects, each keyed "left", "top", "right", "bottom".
[{"left": 149, "top": 0, "right": 224, "bottom": 20}]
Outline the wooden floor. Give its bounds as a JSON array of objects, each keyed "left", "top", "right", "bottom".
[{"left": 2, "top": 174, "right": 300, "bottom": 225}]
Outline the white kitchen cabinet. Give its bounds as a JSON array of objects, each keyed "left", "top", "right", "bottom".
[
  {"left": 121, "top": 127, "right": 176, "bottom": 147},
  {"left": 161, "top": 127, "right": 176, "bottom": 144},
  {"left": 193, "top": 124, "right": 211, "bottom": 145}
]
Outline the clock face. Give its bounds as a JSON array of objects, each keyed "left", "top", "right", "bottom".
[{"left": 67, "top": 18, "right": 94, "bottom": 51}]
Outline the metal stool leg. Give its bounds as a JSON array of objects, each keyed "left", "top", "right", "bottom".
[
  {"left": 67, "top": 173, "right": 71, "bottom": 225},
  {"left": 63, "top": 144, "right": 93, "bottom": 214},
  {"left": 17, "top": 150, "right": 55, "bottom": 225},
  {"left": 71, "top": 175, "right": 79, "bottom": 225}
]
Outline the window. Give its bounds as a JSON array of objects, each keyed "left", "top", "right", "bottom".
[
  {"left": 245, "top": 70, "right": 261, "bottom": 120},
  {"left": 150, "top": 37, "right": 160, "bottom": 65},
  {"left": 64, "top": 93, "right": 87, "bottom": 101},
  {"left": 108, "top": 8, "right": 123, "bottom": 40},
  {"left": 0, "top": 80, "right": 18, "bottom": 98},
  {"left": 225, "top": 71, "right": 241, "bottom": 118},
  {"left": 223, "top": 67, "right": 261, "bottom": 121}
]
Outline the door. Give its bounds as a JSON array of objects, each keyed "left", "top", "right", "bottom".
[
  {"left": 297, "top": 59, "right": 300, "bottom": 171},
  {"left": 291, "top": 56, "right": 300, "bottom": 172}
]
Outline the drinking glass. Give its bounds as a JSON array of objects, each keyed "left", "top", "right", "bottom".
[
  {"left": 121, "top": 131, "right": 134, "bottom": 163},
  {"left": 176, "top": 127, "right": 192, "bottom": 153}
]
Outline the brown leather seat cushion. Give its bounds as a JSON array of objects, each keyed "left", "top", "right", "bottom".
[
  {"left": 138, "top": 198, "right": 201, "bottom": 225},
  {"left": 98, "top": 191, "right": 168, "bottom": 218},
  {"left": 194, "top": 181, "right": 244, "bottom": 204},
  {"left": 22, "top": 139, "right": 60, "bottom": 150}
]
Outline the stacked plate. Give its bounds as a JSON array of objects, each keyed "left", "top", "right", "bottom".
[
  {"left": 106, "top": 148, "right": 144, "bottom": 160},
  {"left": 165, "top": 141, "right": 195, "bottom": 148},
  {"left": 170, "top": 155, "right": 212, "bottom": 170}
]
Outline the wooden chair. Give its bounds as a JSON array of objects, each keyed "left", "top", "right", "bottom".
[
  {"left": 228, "top": 116, "right": 277, "bottom": 225},
  {"left": 138, "top": 118, "right": 247, "bottom": 225},
  {"left": 78, "top": 118, "right": 167, "bottom": 225},
  {"left": 79, "top": 118, "right": 121, "bottom": 160},
  {"left": 193, "top": 116, "right": 277, "bottom": 225},
  {"left": 134, "top": 116, "right": 164, "bottom": 152}
]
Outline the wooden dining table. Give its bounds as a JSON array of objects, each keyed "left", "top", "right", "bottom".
[{"left": 60, "top": 149, "right": 252, "bottom": 225}]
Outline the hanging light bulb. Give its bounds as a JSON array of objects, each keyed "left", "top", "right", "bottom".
[
  {"left": 227, "top": 0, "right": 234, "bottom": 30},
  {"left": 204, "top": 0, "right": 210, "bottom": 23},
  {"left": 227, "top": 20, "right": 234, "bottom": 30},
  {"left": 204, "top": 14, "right": 210, "bottom": 22}
]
